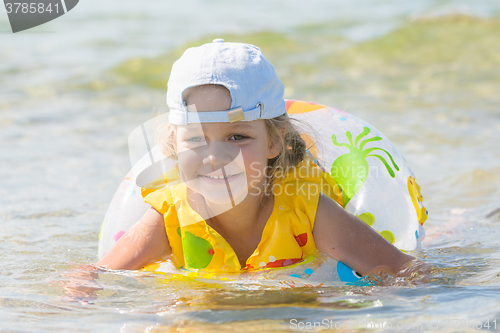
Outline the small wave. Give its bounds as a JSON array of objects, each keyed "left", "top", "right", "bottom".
[{"left": 3, "top": 209, "right": 81, "bottom": 220}]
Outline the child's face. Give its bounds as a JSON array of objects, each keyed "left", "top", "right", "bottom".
[{"left": 175, "top": 85, "right": 279, "bottom": 207}]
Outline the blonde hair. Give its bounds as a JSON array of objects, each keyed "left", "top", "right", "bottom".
[
  {"left": 263, "top": 114, "right": 308, "bottom": 194},
  {"left": 157, "top": 113, "right": 310, "bottom": 196}
]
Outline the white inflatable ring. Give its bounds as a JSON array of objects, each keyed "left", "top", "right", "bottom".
[{"left": 98, "top": 100, "right": 427, "bottom": 285}]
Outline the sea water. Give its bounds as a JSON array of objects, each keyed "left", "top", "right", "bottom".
[{"left": 1, "top": 0, "right": 500, "bottom": 332}]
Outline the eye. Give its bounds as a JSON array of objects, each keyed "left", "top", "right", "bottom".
[
  {"left": 186, "top": 136, "right": 205, "bottom": 143},
  {"left": 229, "top": 134, "right": 248, "bottom": 141}
]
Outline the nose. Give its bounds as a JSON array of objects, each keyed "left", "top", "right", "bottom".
[{"left": 202, "top": 142, "right": 239, "bottom": 170}]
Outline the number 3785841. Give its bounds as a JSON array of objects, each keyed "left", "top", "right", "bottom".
[{"left": 5, "top": 2, "right": 60, "bottom": 14}]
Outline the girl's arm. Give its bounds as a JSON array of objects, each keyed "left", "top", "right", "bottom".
[
  {"left": 97, "top": 207, "right": 172, "bottom": 270},
  {"left": 313, "top": 194, "right": 414, "bottom": 276}
]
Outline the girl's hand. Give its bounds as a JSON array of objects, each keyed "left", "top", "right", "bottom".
[
  {"left": 364, "top": 259, "right": 434, "bottom": 286},
  {"left": 57, "top": 264, "right": 103, "bottom": 304}
]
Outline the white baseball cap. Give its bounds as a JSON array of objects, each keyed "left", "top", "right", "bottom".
[{"left": 167, "top": 39, "right": 286, "bottom": 125}]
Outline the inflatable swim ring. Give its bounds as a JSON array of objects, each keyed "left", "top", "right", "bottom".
[{"left": 98, "top": 100, "right": 427, "bottom": 285}]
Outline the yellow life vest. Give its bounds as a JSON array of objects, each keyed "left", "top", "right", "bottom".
[{"left": 141, "top": 158, "right": 343, "bottom": 273}]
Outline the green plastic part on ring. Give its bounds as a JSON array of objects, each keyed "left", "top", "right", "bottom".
[{"left": 331, "top": 127, "right": 399, "bottom": 207}]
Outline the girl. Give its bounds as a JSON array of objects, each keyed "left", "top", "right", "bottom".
[{"left": 97, "top": 40, "right": 414, "bottom": 277}]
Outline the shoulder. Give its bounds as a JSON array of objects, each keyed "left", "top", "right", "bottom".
[
  {"left": 141, "top": 166, "right": 182, "bottom": 214},
  {"left": 275, "top": 158, "right": 324, "bottom": 205},
  {"left": 314, "top": 193, "right": 380, "bottom": 246},
  {"left": 142, "top": 181, "right": 186, "bottom": 219},
  {"left": 313, "top": 193, "right": 347, "bottom": 233}
]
